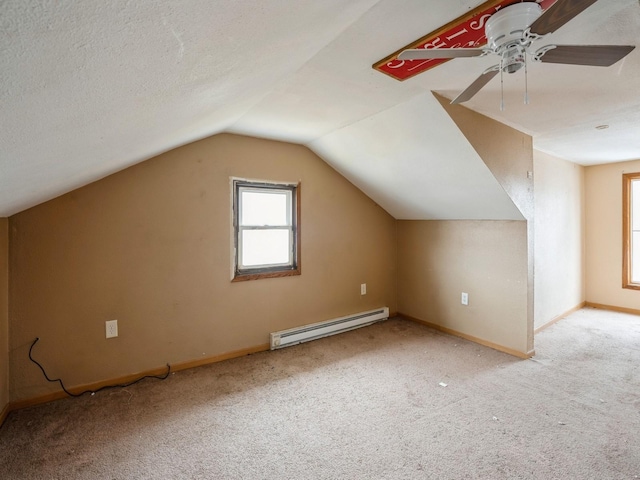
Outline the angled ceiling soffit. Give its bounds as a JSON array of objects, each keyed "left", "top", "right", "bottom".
[{"left": 434, "top": 92, "right": 534, "bottom": 220}]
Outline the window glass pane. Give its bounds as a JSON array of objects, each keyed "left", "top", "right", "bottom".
[
  {"left": 632, "top": 231, "right": 640, "bottom": 283},
  {"left": 241, "top": 229, "right": 291, "bottom": 267},
  {"left": 633, "top": 180, "right": 640, "bottom": 231},
  {"left": 240, "top": 190, "right": 289, "bottom": 226}
]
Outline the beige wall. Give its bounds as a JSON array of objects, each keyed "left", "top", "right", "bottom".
[
  {"left": 414, "top": 94, "right": 533, "bottom": 354},
  {"left": 585, "top": 159, "right": 640, "bottom": 309},
  {"left": 534, "top": 150, "right": 585, "bottom": 329},
  {"left": 9, "top": 133, "right": 397, "bottom": 403},
  {"left": 397, "top": 221, "right": 529, "bottom": 353},
  {"left": 0, "top": 218, "right": 8, "bottom": 413}
]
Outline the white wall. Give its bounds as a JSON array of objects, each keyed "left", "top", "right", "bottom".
[
  {"left": 533, "top": 150, "right": 585, "bottom": 329},
  {"left": 585, "top": 159, "right": 640, "bottom": 310}
]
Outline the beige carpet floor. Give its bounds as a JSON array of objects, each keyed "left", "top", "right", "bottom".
[{"left": 1, "top": 308, "right": 639, "bottom": 479}]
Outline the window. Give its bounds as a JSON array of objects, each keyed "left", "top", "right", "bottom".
[
  {"left": 623, "top": 172, "right": 640, "bottom": 289},
  {"left": 232, "top": 179, "right": 300, "bottom": 282}
]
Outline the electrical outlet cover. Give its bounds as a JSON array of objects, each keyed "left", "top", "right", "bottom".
[
  {"left": 461, "top": 292, "right": 469, "bottom": 306},
  {"left": 106, "top": 319, "right": 118, "bottom": 338}
]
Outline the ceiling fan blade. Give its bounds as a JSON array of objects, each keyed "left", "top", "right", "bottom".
[
  {"left": 536, "top": 45, "right": 635, "bottom": 66},
  {"left": 451, "top": 66, "right": 500, "bottom": 104},
  {"left": 397, "top": 48, "right": 485, "bottom": 60},
  {"left": 528, "top": 0, "right": 597, "bottom": 36}
]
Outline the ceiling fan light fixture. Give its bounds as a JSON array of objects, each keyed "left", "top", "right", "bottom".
[{"left": 502, "top": 45, "right": 526, "bottom": 74}]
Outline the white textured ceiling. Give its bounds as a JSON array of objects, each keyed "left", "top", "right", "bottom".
[{"left": 1, "top": 0, "right": 638, "bottom": 218}]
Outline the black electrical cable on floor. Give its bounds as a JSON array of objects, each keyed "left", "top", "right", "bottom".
[{"left": 29, "top": 337, "right": 171, "bottom": 398}]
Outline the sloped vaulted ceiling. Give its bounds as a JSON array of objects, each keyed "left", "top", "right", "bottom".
[
  {"left": 1, "top": 0, "right": 638, "bottom": 218},
  {"left": 309, "top": 92, "right": 524, "bottom": 220}
]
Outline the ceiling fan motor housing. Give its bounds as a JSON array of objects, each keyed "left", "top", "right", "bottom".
[
  {"left": 485, "top": 2, "right": 542, "bottom": 74},
  {"left": 485, "top": 2, "right": 542, "bottom": 51}
]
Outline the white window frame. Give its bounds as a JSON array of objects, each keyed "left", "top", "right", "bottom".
[{"left": 232, "top": 178, "right": 301, "bottom": 282}]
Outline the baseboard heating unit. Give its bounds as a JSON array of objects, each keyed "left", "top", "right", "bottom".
[{"left": 270, "top": 307, "right": 389, "bottom": 350}]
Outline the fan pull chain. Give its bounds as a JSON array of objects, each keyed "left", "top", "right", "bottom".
[
  {"left": 500, "top": 59, "right": 505, "bottom": 111},
  {"left": 524, "top": 53, "right": 530, "bottom": 105}
]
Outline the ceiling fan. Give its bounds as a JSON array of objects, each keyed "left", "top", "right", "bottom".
[{"left": 397, "top": 0, "right": 636, "bottom": 106}]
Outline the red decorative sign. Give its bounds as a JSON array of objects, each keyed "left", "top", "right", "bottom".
[{"left": 373, "top": 0, "right": 556, "bottom": 81}]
